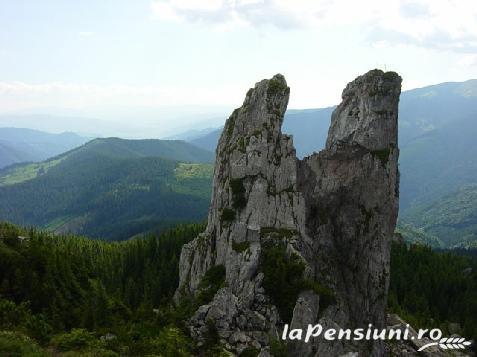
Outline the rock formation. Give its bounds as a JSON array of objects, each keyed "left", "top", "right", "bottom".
[{"left": 175, "top": 70, "right": 402, "bottom": 356}]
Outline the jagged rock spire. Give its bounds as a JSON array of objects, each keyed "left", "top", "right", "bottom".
[
  {"left": 298, "top": 69, "right": 401, "bottom": 356},
  {"left": 175, "top": 70, "right": 402, "bottom": 357},
  {"left": 326, "top": 69, "right": 401, "bottom": 150}
]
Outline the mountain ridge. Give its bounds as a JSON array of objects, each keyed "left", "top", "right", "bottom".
[
  {"left": 0, "top": 137, "right": 214, "bottom": 240},
  {"left": 0, "top": 127, "right": 89, "bottom": 169}
]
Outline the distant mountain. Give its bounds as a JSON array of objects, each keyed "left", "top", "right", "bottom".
[
  {"left": 399, "top": 114, "right": 477, "bottom": 210},
  {"left": 188, "top": 107, "right": 334, "bottom": 157},
  {"left": 398, "top": 79, "right": 477, "bottom": 145},
  {"left": 190, "top": 128, "right": 222, "bottom": 153},
  {"left": 400, "top": 184, "right": 477, "bottom": 248},
  {"left": 0, "top": 127, "right": 89, "bottom": 169},
  {"left": 68, "top": 137, "right": 215, "bottom": 164},
  {"left": 0, "top": 114, "right": 144, "bottom": 138},
  {"left": 165, "top": 127, "right": 219, "bottom": 141},
  {"left": 0, "top": 142, "right": 34, "bottom": 168},
  {"left": 188, "top": 80, "right": 477, "bottom": 156},
  {"left": 0, "top": 138, "right": 214, "bottom": 240},
  {"left": 187, "top": 79, "right": 477, "bottom": 247}
]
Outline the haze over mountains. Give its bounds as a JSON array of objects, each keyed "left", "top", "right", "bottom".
[
  {"left": 0, "top": 79, "right": 476, "bottom": 247},
  {"left": 0, "top": 128, "right": 90, "bottom": 169}
]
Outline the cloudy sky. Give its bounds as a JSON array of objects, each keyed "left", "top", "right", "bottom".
[{"left": 0, "top": 0, "right": 476, "bottom": 136}]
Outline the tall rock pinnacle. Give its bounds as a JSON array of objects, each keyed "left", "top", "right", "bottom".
[{"left": 175, "top": 70, "right": 402, "bottom": 356}]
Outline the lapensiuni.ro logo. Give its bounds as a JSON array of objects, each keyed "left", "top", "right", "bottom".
[{"left": 282, "top": 324, "right": 473, "bottom": 352}]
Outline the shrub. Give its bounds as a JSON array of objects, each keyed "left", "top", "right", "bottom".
[
  {"left": 53, "top": 328, "right": 98, "bottom": 351},
  {"left": 259, "top": 227, "right": 297, "bottom": 239},
  {"left": 197, "top": 265, "right": 226, "bottom": 305},
  {"left": 260, "top": 242, "right": 307, "bottom": 322},
  {"left": 270, "top": 337, "right": 287, "bottom": 357},
  {"left": 230, "top": 178, "right": 247, "bottom": 210},
  {"left": 232, "top": 241, "right": 250, "bottom": 253},
  {"left": 267, "top": 78, "right": 287, "bottom": 97},
  {"left": 239, "top": 346, "right": 260, "bottom": 356},
  {"left": 370, "top": 145, "right": 394, "bottom": 166},
  {"left": 220, "top": 208, "right": 236, "bottom": 224},
  {"left": 150, "top": 327, "right": 194, "bottom": 357},
  {"left": 0, "top": 331, "right": 49, "bottom": 357},
  {"left": 260, "top": 242, "right": 335, "bottom": 322}
]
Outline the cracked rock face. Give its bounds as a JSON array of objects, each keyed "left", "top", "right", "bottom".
[{"left": 174, "top": 70, "right": 402, "bottom": 356}]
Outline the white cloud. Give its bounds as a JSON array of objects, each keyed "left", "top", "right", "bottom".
[
  {"left": 78, "top": 31, "right": 94, "bottom": 36},
  {"left": 0, "top": 81, "right": 243, "bottom": 113},
  {"left": 150, "top": 0, "right": 477, "bottom": 52}
]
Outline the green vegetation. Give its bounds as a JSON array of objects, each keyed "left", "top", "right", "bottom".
[
  {"left": 396, "top": 223, "right": 444, "bottom": 248},
  {"left": 237, "top": 137, "right": 246, "bottom": 153},
  {"left": 0, "top": 331, "right": 49, "bottom": 357},
  {"left": 0, "top": 221, "right": 232, "bottom": 356},
  {"left": 226, "top": 110, "right": 238, "bottom": 142},
  {"left": 0, "top": 158, "right": 65, "bottom": 186},
  {"left": 382, "top": 71, "right": 398, "bottom": 81},
  {"left": 259, "top": 241, "right": 333, "bottom": 323},
  {"left": 0, "top": 127, "right": 89, "bottom": 170},
  {"left": 399, "top": 184, "right": 477, "bottom": 248},
  {"left": 269, "top": 338, "right": 287, "bottom": 357},
  {"left": 197, "top": 265, "right": 226, "bottom": 305},
  {"left": 230, "top": 178, "right": 247, "bottom": 210},
  {"left": 370, "top": 147, "right": 391, "bottom": 166},
  {"left": 239, "top": 347, "right": 260, "bottom": 356},
  {"left": 232, "top": 241, "right": 250, "bottom": 253},
  {"left": 0, "top": 138, "right": 214, "bottom": 240},
  {"left": 175, "top": 163, "right": 214, "bottom": 180},
  {"left": 267, "top": 78, "right": 288, "bottom": 97},
  {"left": 259, "top": 227, "right": 298, "bottom": 239},
  {"left": 304, "top": 282, "right": 336, "bottom": 313},
  {"left": 220, "top": 208, "right": 236, "bottom": 224},
  {"left": 252, "top": 129, "right": 262, "bottom": 137},
  {"left": 1, "top": 219, "right": 477, "bottom": 354},
  {"left": 389, "top": 242, "right": 477, "bottom": 346}
]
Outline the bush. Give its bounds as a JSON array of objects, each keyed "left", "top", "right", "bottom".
[
  {"left": 0, "top": 331, "right": 48, "bottom": 357},
  {"left": 260, "top": 227, "right": 297, "bottom": 239},
  {"left": 53, "top": 328, "right": 98, "bottom": 351},
  {"left": 270, "top": 337, "right": 287, "bottom": 357},
  {"left": 260, "top": 242, "right": 335, "bottom": 323},
  {"left": 232, "top": 241, "right": 250, "bottom": 253},
  {"left": 149, "top": 327, "right": 194, "bottom": 357},
  {"left": 230, "top": 178, "right": 247, "bottom": 210},
  {"left": 24, "top": 313, "right": 52, "bottom": 345},
  {"left": 220, "top": 208, "right": 236, "bottom": 224},
  {"left": 260, "top": 242, "right": 306, "bottom": 322},
  {"left": 239, "top": 346, "right": 260, "bottom": 356},
  {"left": 197, "top": 265, "right": 226, "bottom": 305},
  {"left": 0, "top": 298, "right": 52, "bottom": 345}
]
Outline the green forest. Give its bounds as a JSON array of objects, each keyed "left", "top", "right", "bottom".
[
  {"left": 0, "top": 138, "right": 214, "bottom": 241},
  {"left": 1, "top": 222, "right": 476, "bottom": 356}
]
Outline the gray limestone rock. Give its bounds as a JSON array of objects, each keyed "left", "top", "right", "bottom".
[{"left": 174, "top": 70, "right": 405, "bottom": 356}]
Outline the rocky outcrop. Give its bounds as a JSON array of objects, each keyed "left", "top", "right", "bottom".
[
  {"left": 297, "top": 70, "right": 401, "bottom": 356},
  {"left": 175, "top": 70, "right": 402, "bottom": 356}
]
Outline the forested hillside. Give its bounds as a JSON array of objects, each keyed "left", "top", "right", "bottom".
[
  {"left": 0, "top": 222, "right": 475, "bottom": 356},
  {"left": 0, "top": 222, "right": 211, "bottom": 356},
  {"left": 0, "top": 138, "right": 214, "bottom": 240},
  {"left": 389, "top": 242, "right": 477, "bottom": 346}
]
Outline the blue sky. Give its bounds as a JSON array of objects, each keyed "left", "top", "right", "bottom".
[{"left": 1, "top": 0, "right": 476, "bottom": 136}]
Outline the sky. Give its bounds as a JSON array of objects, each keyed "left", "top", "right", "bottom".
[{"left": 0, "top": 0, "right": 476, "bottom": 137}]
